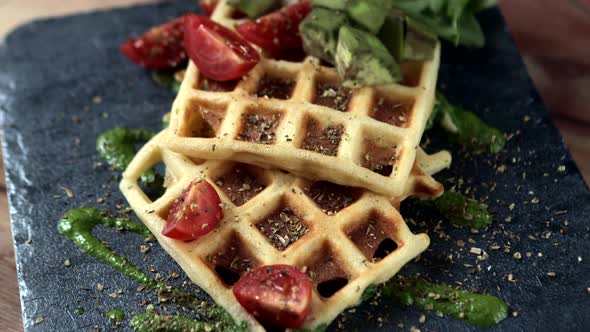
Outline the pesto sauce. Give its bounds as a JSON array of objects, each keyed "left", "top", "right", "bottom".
[
  {"left": 96, "top": 128, "right": 164, "bottom": 193},
  {"left": 379, "top": 276, "right": 509, "bottom": 327},
  {"left": 414, "top": 191, "right": 493, "bottom": 229},
  {"left": 151, "top": 70, "right": 182, "bottom": 93},
  {"left": 130, "top": 307, "right": 248, "bottom": 332},
  {"left": 429, "top": 92, "right": 506, "bottom": 154},
  {"left": 130, "top": 313, "right": 215, "bottom": 332},
  {"left": 104, "top": 309, "right": 125, "bottom": 323},
  {"left": 58, "top": 207, "right": 247, "bottom": 331},
  {"left": 57, "top": 207, "right": 155, "bottom": 287},
  {"left": 292, "top": 324, "right": 328, "bottom": 332}
]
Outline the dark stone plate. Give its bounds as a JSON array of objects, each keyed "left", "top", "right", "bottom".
[{"left": 1, "top": 1, "right": 589, "bottom": 331}]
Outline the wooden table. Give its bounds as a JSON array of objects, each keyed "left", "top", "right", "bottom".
[{"left": 0, "top": 1, "right": 588, "bottom": 331}]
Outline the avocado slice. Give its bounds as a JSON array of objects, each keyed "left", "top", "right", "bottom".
[
  {"left": 300, "top": 8, "right": 349, "bottom": 64},
  {"left": 378, "top": 13, "right": 405, "bottom": 63},
  {"left": 346, "top": 0, "right": 391, "bottom": 34},
  {"left": 336, "top": 25, "right": 401, "bottom": 87},
  {"left": 227, "top": 0, "right": 278, "bottom": 19},
  {"left": 312, "top": 0, "right": 349, "bottom": 10}
]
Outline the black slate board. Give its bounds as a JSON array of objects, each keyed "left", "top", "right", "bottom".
[{"left": 1, "top": 1, "right": 589, "bottom": 331}]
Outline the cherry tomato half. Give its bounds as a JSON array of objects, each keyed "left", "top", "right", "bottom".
[
  {"left": 183, "top": 14, "right": 260, "bottom": 81},
  {"left": 233, "top": 264, "right": 312, "bottom": 329},
  {"left": 236, "top": 1, "right": 312, "bottom": 52},
  {"left": 120, "top": 17, "right": 186, "bottom": 69},
  {"left": 162, "top": 180, "right": 222, "bottom": 241},
  {"left": 199, "top": 0, "right": 219, "bottom": 16}
]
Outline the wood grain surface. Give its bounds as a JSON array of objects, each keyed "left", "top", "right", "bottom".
[{"left": 0, "top": 1, "right": 588, "bottom": 331}]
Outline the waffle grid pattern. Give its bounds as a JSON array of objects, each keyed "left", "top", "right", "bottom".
[
  {"left": 121, "top": 132, "right": 436, "bottom": 331},
  {"left": 164, "top": 45, "right": 440, "bottom": 198}
]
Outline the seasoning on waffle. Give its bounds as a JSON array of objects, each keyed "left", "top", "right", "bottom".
[
  {"left": 161, "top": 0, "right": 440, "bottom": 198},
  {"left": 121, "top": 131, "right": 446, "bottom": 331},
  {"left": 119, "top": 0, "right": 450, "bottom": 330}
]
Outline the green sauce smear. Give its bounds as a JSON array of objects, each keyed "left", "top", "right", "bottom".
[
  {"left": 96, "top": 128, "right": 164, "bottom": 193},
  {"left": 74, "top": 307, "right": 85, "bottom": 316},
  {"left": 365, "top": 276, "right": 509, "bottom": 327},
  {"left": 58, "top": 207, "right": 155, "bottom": 286},
  {"left": 105, "top": 309, "right": 125, "bottom": 324},
  {"left": 58, "top": 206, "right": 507, "bottom": 329},
  {"left": 412, "top": 191, "right": 493, "bottom": 229},
  {"left": 151, "top": 70, "right": 182, "bottom": 93},
  {"left": 130, "top": 307, "right": 247, "bottom": 332},
  {"left": 58, "top": 207, "right": 247, "bottom": 331},
  {"left": 427, "top": 92, "right": 506, "bottom": 154}
]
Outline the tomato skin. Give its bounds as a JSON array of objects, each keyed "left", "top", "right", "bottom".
[
  {"left": 183, "top": 14, "right": 260, "bottom": 81},
  {"left": 120, "top": 17, "right": 186, "bottom": 69},
  {"left": 162, "top": 180, "right": 222, "bottom": 241},
  {"left": 236, "top": 1, "right": 312, "bottom": 52},
  {"left": 199, "top": 0, "right": 219, "bottom": 16},
  {"left": 233, "top": 264, "right": 312, "bottom": 329}
]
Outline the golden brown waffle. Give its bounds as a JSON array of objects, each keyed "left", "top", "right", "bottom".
[
  {"left": 162, "top": 1, "right": 441, "bottom": 198},
  {"left": 121, "top": 131, "right": 445, "bottom": 331}
]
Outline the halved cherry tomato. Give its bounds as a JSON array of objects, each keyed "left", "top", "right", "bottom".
[
  {"left": 199, "top": 0, "right": 219, "bottom": 16},
  {"left": 120, "top": 17, "right": 186, "bottom": 69},
  {"left": 236, "top": 1, "right": 312, "bottom": 52},
  {"left": 162, "top": 180, "right": 222, "bottom": 241},
  {"left": 233, "top": 264, "right": 312, "bottom": 329},
  {"left": 184, "top": 14, "right": 260, "bottom": 81}
]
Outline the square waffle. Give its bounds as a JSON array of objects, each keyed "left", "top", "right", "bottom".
[
  {"left": 162, "top": 1, "right": 441, "bottom": 198},
  {"left": 121, "top": 131, "right": 446, "bottom": 331}
]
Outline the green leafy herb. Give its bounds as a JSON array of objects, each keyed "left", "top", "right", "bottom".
[
  {"left": 378, "top": 13, "right": 406, "bottom": 63},
  {"left": 403, "top": 18, "right": 438, "bottom": 60},
  {"left": 428, "top": 93, "right": 506, "bottom": 153},
  {"left": 414, "top": 191, "right": 493, "bottom": 229},
  {"left": 379, "top": 276, "right": 509, "bottom": 327},
  {"left": 336, "top": 25, "right": 401, "bottom": 87},
  {"left": 391, "top": 0, "right": 489, "bottom": 47},
  {"left": 346, "top": 0, "right": 391, "bottom": 34},
  {"left": 97, "top": 128, "right": 164, "bottom": 192}
]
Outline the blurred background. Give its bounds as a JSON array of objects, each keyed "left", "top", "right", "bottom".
[{"left": 0, "top": 0, "right": 588, "bottom": 330}]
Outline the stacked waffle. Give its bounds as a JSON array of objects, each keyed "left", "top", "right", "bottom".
[{"left": 120, "top": 2, "right": 450, "bottom": 330}]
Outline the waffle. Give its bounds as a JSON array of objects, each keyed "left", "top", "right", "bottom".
[
  {"left": 162, "top": 2, "right": 440, "bottom": 198},
  {"left": 121, "top": 131, "right": 446, "bottom": 331}
]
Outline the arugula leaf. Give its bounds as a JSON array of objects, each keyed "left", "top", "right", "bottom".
[
  {"left": 391, "top": 0, "right": 488, "bottom": 47},
  {"left": 429, "top": 92, "right": 506, "bottom": 153}
]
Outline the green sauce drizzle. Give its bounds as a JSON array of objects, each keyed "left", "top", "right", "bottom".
[
  {"left": 58, "top": 207, "right": 247, "bottom": 331},
  {"left": 152, "top": 70, "right": 182, "bottom": 93},
  {"left": 96, "top": 128, "right": 164, "bottom": 193},
  {"left": 105, "top": 309, "right": 125, "bottom": 324},
  {"left": 292, "top": 324, "right": 328, "bottom": 332},
  {"left": 427, "top": 92, "right": 506, "bottom": 154},
  {"left": 412, "top": 191, "right": 493, "bottom": 229},
  {"left": 376, "top": 276, "right": 509, "bottom": 327},
  {"left": 130, "top": 313, "right": 215, "bottom": 332},
  {"left": 130, "top": 307, "right": 247, "bottom": 332},
  {"left": 57, "top": 207, "right": 155, "bottom": 287}
]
